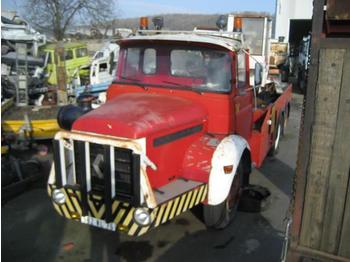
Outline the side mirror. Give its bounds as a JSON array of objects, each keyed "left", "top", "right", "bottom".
[{"left": 254, "top": 63, "right": 263, "bottom": 86}]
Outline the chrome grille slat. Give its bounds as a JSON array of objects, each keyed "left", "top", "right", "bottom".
[
  {"left": 85, "top": 142, "right": 91, "bottom": 192},
  {"left": 110, "top": 146, "right": 116, "bottom": 198},
  {"left": 59, "top": 140, "right": 67, "bottom": 186},
  {"left": 70, "top": 138, "right": 77, "bottom": 184}
]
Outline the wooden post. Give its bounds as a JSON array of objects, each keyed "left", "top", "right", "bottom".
[
  {"left": 287, "top": 0, "right": 350, "bottom": 261},
  {"left": 336, "top": 49, "right": 350, "bottom": 258},
  {"left": 299, "top": 48, "right": 347, "bottom": 249},
  {"left": 55, "top": 42, "right": 68, "bottom": 105}
]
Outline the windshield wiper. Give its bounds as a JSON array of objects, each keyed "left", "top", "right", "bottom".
[
  {"left": 120, "top": 76, "right": 141, "bottom": 82},
  {"left": 118, "top": 76, "right": 148, "bottom": 90},
  {"left": 161, "top": 80, "right": 202, "bottom": 95}
]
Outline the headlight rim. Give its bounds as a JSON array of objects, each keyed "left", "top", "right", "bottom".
[
  {"left": 133, "top": 207, "right": 151, "bottom": 226},
  {"left": 52, "top": 188, "right": 66, "bottom": 205}
]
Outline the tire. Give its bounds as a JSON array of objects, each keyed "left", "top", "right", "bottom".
[
  {"left": 203, "top": 162, "right": 244, "bottom": 229},
  {"left": 1, "top": 45, "right": 10, "bottom": 55},
  {"left": 282, "top": 105, "right": 290, "bottom": 137},
  {"left": 281, "top": 113, "right": 286, "bottom": 137},
  {"left": 268, "top": 116, "right": 282, "bottom": 156}
]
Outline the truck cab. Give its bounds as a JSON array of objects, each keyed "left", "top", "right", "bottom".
[
  {"left": 40, "top": 42, "right": 90, "bottom": 85},
  {"left": 48, "top": 20, "right": 292, "bottom": 236},
  {"left": 90, "top": 43, "right": 119, "bottom": 85}
]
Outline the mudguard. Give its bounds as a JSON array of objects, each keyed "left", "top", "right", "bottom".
[{"left": 207, "top": 135, "right": 250, "bottom": 205}]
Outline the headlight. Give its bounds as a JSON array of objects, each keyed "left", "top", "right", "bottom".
[
  {"left": 133, "top": 208, "right": 151, "bottom": 226},
  {"left": 52, "top": 189, "right": 66, "bottom": 205}
]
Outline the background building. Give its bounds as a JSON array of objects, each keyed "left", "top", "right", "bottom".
[{"left": 274, "top": 0, "right": 313, "bottom": 44}]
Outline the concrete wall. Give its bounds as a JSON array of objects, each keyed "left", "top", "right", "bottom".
[{"left": 274, "top": 0, "right": 313, "bottom": 42}]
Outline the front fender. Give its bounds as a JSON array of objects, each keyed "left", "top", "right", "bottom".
[{"left": 207, "top": 135, "right": 250, "bottom": 205}]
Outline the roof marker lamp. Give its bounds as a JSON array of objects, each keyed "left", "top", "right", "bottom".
[
  {"left": 152, "top": 16, "right": 164, "bottom": 30},
  {"left": 234, "top": 17, "right": 242, "bottom": 32},
  {"left": 140, "top": 17, "right": 149, "bottom": 30},
  {"left": 216, "top": 15, "right": 227, "bottom": 30}
]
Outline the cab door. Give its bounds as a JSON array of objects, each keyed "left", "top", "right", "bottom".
[{"left": 233, "top": 50, "right": 253, "bottom": 140}]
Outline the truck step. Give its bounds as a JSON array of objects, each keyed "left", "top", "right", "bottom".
[{"left": 154, "top": 179, "right": 205, "bottom": 205}]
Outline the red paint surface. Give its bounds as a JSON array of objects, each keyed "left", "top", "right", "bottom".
[
  {"left": 72, "top": 38, "right": 293, "bottom": 189},
  {"left": 248, "top": 84, "right": 293, "bottom": 167},
  {"left": 182, "top": 134, "right": 220, "bottom": 183},
  {"left": 73, "top": 93, "right": 207, "bottom": 139},
  {"left": 107, "top": 84, "right": 232, "bottom": 135},
  {"left": 146, "top": 124, "right": 208, "bottom": 187}
]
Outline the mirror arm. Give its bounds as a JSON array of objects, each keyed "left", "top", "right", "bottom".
[{"left": 253, "top": 85, "right": 258, "bottom": 109}]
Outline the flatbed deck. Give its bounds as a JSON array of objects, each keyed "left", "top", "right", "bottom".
[
  {"left": 2, "top": 105, "right": 61, "bottom": 121},
  {"left": 1, "top": 105, "right": 61, "bottom": 140}
]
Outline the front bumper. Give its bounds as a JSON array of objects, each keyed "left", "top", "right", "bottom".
[
  {"left": 48, "top": 130, "right": 208, "bottom": 236},
  {"left": 48, "top": 183, "right": 207, "bottom": 236}
]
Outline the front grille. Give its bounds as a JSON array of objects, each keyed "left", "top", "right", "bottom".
[
  {"left": 89, "top": 143, "right": 106, "bottom": 192},
  {"left": 114, "top": 147, "right": 133, "bottom": 195},
  {"left": 53, "top": 139, "right": 141, "bottom": 222}
]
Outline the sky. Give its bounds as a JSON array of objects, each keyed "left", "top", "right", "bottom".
[{"left": 2, "top": 0, "right": 276, "bottom": 18}]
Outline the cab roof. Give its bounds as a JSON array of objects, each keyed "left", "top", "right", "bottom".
[
  {"left": 41, "top": 42, "right": 87, "bottom": 50},
  {"left": 118, "top": 33, "right": 242, "bottom": 51}
]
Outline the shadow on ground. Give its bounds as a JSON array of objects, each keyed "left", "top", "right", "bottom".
[
  {"left": 259, "top": 157, "right": 295, "bottom": 197},
  {"left": 155, "top": 212, "right": 284, "bottom": 262},
  {"left": 2, "top": 189, "right": 65, "bottom": 262}
]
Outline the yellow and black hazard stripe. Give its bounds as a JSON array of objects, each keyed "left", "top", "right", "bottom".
[{"left": 48, "top": 183, "right": 208, "bottom": 236}]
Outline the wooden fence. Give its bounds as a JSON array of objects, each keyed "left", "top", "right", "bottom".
[{"left": 287, "top": 0, "right": 350, "bottom": 261}]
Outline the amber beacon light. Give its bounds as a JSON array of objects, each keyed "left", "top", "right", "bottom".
[
  {"left": 140, "top": 17, "right": 149, "bottom": 30},
  {"left": 234, "top": 17, "right": 242, "bottom": 32}
]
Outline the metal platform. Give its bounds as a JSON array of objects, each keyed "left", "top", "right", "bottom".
[{"left": 154, "top": 178, "right": 204, "bottom": 205}]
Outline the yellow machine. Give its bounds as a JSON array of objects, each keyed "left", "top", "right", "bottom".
[
  {"left": 1, "top": 99, "right": 60, "bottom": 140},
  {"left": 1, "top": 43, "right": 92, "bottom": 141},
  {"left": 40, "top": 42, "right": 91, "bottom": 85}
]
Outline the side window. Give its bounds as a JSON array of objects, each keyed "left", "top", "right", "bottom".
[
  {"left": 76, "top": 48, "right": 88, "bottom": 58},
  {"left": 237, "top": 51, "right": 246, "bottom": 88},
  {"left": 124, "top": 48, "right": 140, "bottom": 74},
  {"left": 99, "top": 63, "right": 108, "bottom": 72},
  {"left": 48, "top": 52, "right": 52, "bottom": 64},
  {"left": 143, "top": 48, "right": 156, "bottom": 74},
  {"left": 42, "top": 51, "right": 52, "bottom": 65},
  {"left": 65, "top": 50, "right": 73, "bottom": 60},
  {"left": 94, "top": 51, "right": 104, "bottom": 60}
]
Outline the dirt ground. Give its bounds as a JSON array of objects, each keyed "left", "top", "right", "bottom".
[{"left": 2, "top": 93, "right": 303, "bottom": 262}]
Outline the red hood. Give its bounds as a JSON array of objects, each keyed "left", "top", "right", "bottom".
[{"left": 72, "top": 93, "right": 207, "bottom": 139}]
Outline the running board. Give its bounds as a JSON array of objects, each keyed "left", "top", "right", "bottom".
[{"left": 154, "top": 178, "right": 204, "bottom": 205}]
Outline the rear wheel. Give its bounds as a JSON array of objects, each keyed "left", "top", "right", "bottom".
[
  {"left": 204, "top": 162, "right": 244, "bottom": 229},
  {"left": 268, "top": 116, "right": 283, "bottom": 156},
  {"left": 281, "top": 106, "right": 290, "bottom": 137}
]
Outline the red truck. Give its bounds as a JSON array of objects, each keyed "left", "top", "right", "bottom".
[{"left": 48, "top": 17, "right": 292, "bottom": 236}]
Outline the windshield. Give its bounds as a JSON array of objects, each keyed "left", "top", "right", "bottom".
[{"left": 116, "top": 45, "right": 232, "bottom": 93}]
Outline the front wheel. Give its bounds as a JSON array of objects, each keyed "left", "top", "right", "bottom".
[{"left": 203, "top": 162, "right": 244, "bottom": 229}]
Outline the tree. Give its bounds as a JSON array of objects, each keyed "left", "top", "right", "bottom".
[{"left": 23, "top": 0, "right": 117, "bottom": 40}]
